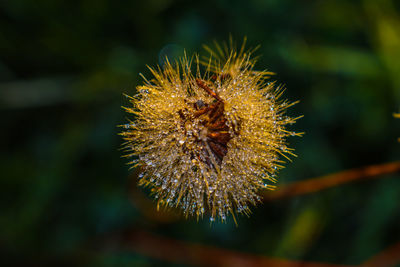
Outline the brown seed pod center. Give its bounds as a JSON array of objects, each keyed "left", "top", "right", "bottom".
[{"left": 178, "top": 78, "right": 237, "bottom": 168}]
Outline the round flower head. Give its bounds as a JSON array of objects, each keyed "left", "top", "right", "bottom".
[{"left": 121, "top": 41, "right": 301, "bottom": 223}]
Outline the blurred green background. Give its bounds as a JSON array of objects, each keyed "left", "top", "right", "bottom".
[{"left": 1, "top": 0, "right": 400, "bottom": 266}]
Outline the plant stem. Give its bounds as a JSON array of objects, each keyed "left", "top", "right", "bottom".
[{"left": 264, "top": 161, "right": 400, "bottom": 200}]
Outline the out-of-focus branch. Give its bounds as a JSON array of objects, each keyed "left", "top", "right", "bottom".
[
  {"left": 128, "top": 161, "right": 400, "bottom": 222},
  {"left": 362, "top": 241, "right": 400, "bottom": 267},
  {"left": 264, "top": 161, "right": 400, "bottom": 200},
  {"left": 118, "top": 162, "right": 400, "bottom": 266},
  {"left": 114, "top": 229, "right": 354, "bottom": 267}
]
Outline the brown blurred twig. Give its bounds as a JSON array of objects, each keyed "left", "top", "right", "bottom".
[
  {"left": 362, "top": 241, "right": 400, "bottom": 267},
  {"left": 118, "top": 161, "right": 400, "bottom": 266},
  {"left": 115, "top": 228, "right": 354, "bottom": 267},
  {"left": 264, "top": 161, "right": 400, "bottom": 200},
  {"left": 128, "top": 161, "right": 400, "bottom": 223}
]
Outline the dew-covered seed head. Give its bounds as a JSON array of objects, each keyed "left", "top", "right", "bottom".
[{"left": 121, "top": 40, "right": 301, "bottom": 223}]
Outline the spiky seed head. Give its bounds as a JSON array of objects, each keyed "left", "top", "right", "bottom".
[{"left": 121, "top": 41, "right": 302, "bottom": 223}]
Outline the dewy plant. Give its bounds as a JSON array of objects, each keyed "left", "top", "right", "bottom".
[{"left": 121, "top": 40, "right": 302, "bottom": 223}]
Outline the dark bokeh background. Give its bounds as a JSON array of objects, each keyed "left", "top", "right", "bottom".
[{"left": 1, "top": 0, "right": 400, "bottom": 266}]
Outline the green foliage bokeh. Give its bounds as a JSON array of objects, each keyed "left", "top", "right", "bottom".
[{"left": 1, "top": 0, "right": 400, "bottom": 266}]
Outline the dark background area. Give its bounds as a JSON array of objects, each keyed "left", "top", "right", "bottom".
[{"left": 1, "top": 0, "right": 400, "bottom": 266}]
